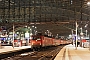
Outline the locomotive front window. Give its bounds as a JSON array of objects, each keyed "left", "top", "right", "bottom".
[
  {"left": 32, "top": 37, "right": 37, "bottom": 40},
  {"left": 32, "top": 36, "right": 41, "bottom": 40},
  {"left": 37, "top": 37, "right": 41, "bottom": 40}
]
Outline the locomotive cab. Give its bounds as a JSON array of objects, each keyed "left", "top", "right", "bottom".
[{"left": 31, "top": 35, "right": 42, "bottom": 48}]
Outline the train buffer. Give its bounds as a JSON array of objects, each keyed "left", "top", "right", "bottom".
[{"left": 54, "top": 44, "right": 90, "bottom": 60}]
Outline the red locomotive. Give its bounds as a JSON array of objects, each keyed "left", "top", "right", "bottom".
[{"left": 30, "top": 34, "right": 71, "bottom": 49}]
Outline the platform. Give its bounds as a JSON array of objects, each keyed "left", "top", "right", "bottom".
[
  {"left": 54, "top": 44, "right": 90, "bottom": 60},
  {"left": 0, "top": 46, "right": 31, "bottom": 54}
]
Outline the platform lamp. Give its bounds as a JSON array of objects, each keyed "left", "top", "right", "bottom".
[
  {"left": 80, "top": 27, "right": 83, "bottom": 47},
  {"left": 75, "top": 21, "right": 78, "bottom": 50},
  {"left": 12, "top": 23, "right": 15, "bottom": 48},
  {"left": 87, "top": 1, "right": 90, "bottom": 50}
]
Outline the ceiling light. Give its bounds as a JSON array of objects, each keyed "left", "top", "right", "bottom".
[{"left": 87, "top": 2, "right": 90, "bottom": 6}]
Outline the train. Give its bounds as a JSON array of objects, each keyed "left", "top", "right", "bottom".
[{"left": 30, "top": 34, "right": 71, "bottom": 49}]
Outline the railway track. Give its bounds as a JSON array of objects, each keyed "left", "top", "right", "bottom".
[
  {"left": 38, "top": 46, "right": 61, "bottom": 60},
  {"left": 1, "top": 45, "right": 65, "bottom": 60}
]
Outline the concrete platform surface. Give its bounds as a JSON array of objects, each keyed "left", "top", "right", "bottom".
[
  {"left": 54, "top": 44, "right": 90, "bottom": 60},
  {"left": 0, "top": 46, "right": 31, "bottom": 53}
]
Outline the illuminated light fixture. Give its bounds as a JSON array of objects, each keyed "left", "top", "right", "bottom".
[
  {"left": 87, "top": 2, "right": 90, "bottom": 5},
  {"left": 80, "top": 33, "right": 83, "bottom": 36},
  {"left": 32, "top": 26, "right": 34, "bottom": 27},
  {"left": 28, "top": 27, "right": 30, "bottom": 29},
  {"left": 35, "top": 31, "right": 37, "bottom": 32},
  {"left": 85, "top": 24, "right": 88, "bottom": 27},
  {"left": 25, "top": 26, "right": 27, "bottom": 27},
  {"left": 30, "top": 29, "right": 31, "bottom": 30},
  {"left": 80, "top": 27, "right": 82, "bottom": 29},
  {"left": 35, "top": 27, "right": 37, "bottom": 28},
  {"left": 71, "top": 0, "right": 73, "bottom": 4},
  {"left": 30, "top": 33, "right": 33, "bottom": 35},
  {"left": 47, "top": 30, "right": 49, "bottom": 31},
  {"left": 86, "top": 30, "right": 87, "bottom": 32}
]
